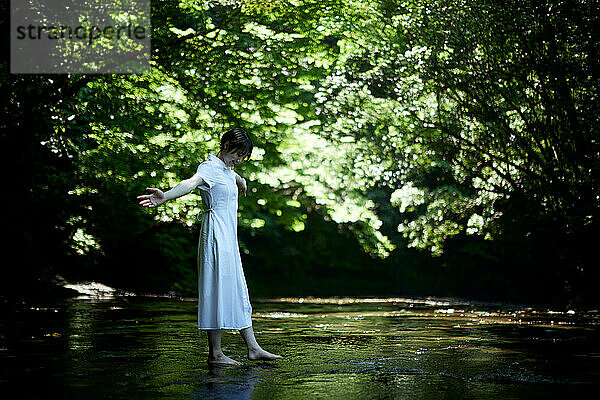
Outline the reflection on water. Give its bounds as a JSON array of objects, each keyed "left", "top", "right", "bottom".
[{"left": 2, "top": 295, "right": 600, "bottom": 399}]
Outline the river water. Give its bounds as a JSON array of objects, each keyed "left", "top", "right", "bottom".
[{"left": 2, "top": 292, "right": 599, "bottom": 399}]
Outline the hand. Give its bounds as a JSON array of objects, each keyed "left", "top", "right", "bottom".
[
  {"left": 137, "top": 187, "right": 166, "bottom": 207},
  {"left": 239, "top": 179, "right": 247, "bottom": 197}
]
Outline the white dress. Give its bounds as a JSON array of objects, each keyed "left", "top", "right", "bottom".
[{"left": 195, "top": 153, "right": 253, "bottom": 330}]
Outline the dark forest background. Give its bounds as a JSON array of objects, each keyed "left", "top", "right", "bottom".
[{"left": 1, "top": 0, "right": 598, "bottom": 308}]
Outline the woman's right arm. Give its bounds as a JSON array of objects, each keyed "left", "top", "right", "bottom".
[
  {"left": 163, "top": 173, "right": 205, "bottom": 201},
  {"left": 137, "top": 173, "right": 206, "bottom": 208}
]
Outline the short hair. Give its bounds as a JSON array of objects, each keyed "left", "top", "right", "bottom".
[{"left": 220, "top": 128, "right": 253, "bottom": 161}]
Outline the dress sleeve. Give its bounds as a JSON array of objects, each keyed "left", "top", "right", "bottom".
[{"left": 196, "top": 161, "right": 214, "bottom": 190}]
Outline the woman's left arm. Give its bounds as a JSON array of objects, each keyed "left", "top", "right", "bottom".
[{"left": 234, "top": 171, "right": 248, "bottom": 197}]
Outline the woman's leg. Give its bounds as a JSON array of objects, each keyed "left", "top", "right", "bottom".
[
  {"left": 240, "top": 325, "right": 282, "bottom": 361},
  {"left": 206, "top": 329, "right": 242, "bottom": 365}
]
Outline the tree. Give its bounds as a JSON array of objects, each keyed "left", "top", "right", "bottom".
[{"left": 310, "top": 0, "right": 600, "bottom": 303}]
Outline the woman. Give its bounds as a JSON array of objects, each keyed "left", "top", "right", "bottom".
[{"left": 137, "top": 128, "right": 281, "bottom": 365}]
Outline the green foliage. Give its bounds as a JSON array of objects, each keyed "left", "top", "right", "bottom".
[
  {"left": 308, "top": 0, "right": 598, "bottom": 251},
  {"left": 293, "top": 0, "right": 600, "bottom": 303},
  {"left": 3, "top": 0, "right": 598, "bottom": 306},
  {"left": 1, "top": 0, "right": 394, "bottom": 297}
]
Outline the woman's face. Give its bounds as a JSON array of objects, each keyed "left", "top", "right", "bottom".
[{"left": 221, "top": 147, "right": 249, "bottom": 168}]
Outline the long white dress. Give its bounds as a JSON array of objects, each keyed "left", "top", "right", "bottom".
[{"left": 195, "top": 153, "right": 253, "bottom": 330}]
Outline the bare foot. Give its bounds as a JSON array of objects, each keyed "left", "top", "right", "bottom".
[
  {"left": 248, "top": 347, "right": 282, "bottom": 361},
  {"left": 207, "top": 353, "right": 243, "bottom": 366}
]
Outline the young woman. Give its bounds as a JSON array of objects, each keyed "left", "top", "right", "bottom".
[{"left": 137, "top": 128, "right": 281, "bottom": 365}]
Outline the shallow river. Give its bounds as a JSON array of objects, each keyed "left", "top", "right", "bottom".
[{"left": 2, "top": 293, "right": 600, "bottom": 399}]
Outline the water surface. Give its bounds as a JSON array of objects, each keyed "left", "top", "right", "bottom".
[{"left": 2, "top": 293, "right": 599, "bottom": 399}]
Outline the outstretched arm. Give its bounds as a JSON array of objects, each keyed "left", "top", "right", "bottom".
[
  {"left": 234, "top": 171, "right": 247, "bottom": 197},
  {"left": 137, "top": 173, "right": 205, "bottom": 207}
]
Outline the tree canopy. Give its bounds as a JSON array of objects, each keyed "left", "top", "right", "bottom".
[{"left": 2, "top": 0, "right": 598, "bottom": 306}]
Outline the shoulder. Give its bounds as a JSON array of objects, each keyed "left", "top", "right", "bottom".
[
  {"left": 197, "top": 159, "right": 214, "bottom": 171},
  {"left": 196, "top": 159, "right": 218, "bottom": 183},
  {"left": 233, "top": 170, "right": 245, "bottom": 180}
]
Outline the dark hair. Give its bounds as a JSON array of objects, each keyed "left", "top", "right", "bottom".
[{"left": 220, "top": 127, "right": 253, "bottom": 161}]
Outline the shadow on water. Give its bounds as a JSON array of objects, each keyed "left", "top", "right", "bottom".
[{"left": 2, "top": 291, "right": 600, "bottom": 399}]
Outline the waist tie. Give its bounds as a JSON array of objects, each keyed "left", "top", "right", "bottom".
[{"left": 196, "top": 207, "right": 214, "bottom": 222}]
